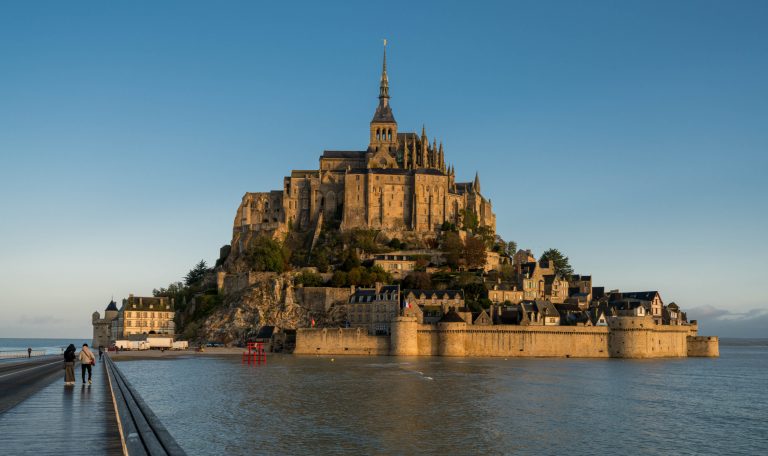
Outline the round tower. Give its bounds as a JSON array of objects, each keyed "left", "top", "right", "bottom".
[
  {"left": 104, "top": 299, "right": 119, "bottom": 321},
  {"left": 390, "top": 316, "right": 418, "bottom": 356},
  {"left": 437, "top": 311, "right": 468, "bottom": 356}
]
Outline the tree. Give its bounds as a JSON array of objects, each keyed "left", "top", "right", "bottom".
[
  {"left": 460, "top": 208, "right": 478, "bottom": 232},
  {"left": 506, "top": 241, "right": 518, "bottom": 257},
  {"left": 184, "top": 260, "right": 210, "bottom": 286},
  {"left": 246, "top": 236, "right": 289, "bottom": 273},
  {"left": 296, "top": 271, "right": 324, "bottom": 287},
  {"left": 540, "top": 248, "right": 574, "bottom": 278},
  {"left": 464, "top": 236, "right": 487, "bottom": 269},
  {"left": 442, "top": 231, "right": 464, "bottom": 270},
  {"left": 402, "top": 271, "right": 433, "bottom": 290},
  {"left": 331, "top": 271, "right": 348, "bottom": 287}
]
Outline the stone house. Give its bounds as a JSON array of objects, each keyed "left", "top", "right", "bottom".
[
  {"left": 519, "top": 300, "right": 561, "bottom": 326},
  {"left": 488, "top": 283, "right": 524, "bottom": 305},
  {"left": 613, "top": 291, "right": 663, "bottom": 324},
  {"left": 116, "top": 295, "right": 175, "bottom": 337},
  {"left": 344, "top": 284, "right": 400, "bottom": 335}
]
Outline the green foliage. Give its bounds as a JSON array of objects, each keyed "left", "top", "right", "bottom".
[
  {"left": 331, "top": 271, "right": 348, "bottom": 287},
  {"left": 192, "top": 294, "right": 225, "bottom": 321},
  {"left": 341, "top": 249, "right": 361, "bottom": 272},
  {"left": 540, "top": 248, "right": 574, "bottom": 278},
  {"left": 387, "top": 238, "right": 402, "bottom": 249},
  {"left": 344, "top": 229, "right": 384, "bottom": 254},
  {"left": 246, "top": 236, "right": 289, "bottom": 272},
  {"left": 460, "top": 208, "right": 479, "bottom": 232},
  {"left": 441, "top": 221, "right": 458, "bottom": 232},
  {"left": 184, "top": 260, "right": 211, "bottom": 286},
  {"left": 328, "top": 265, "right": 392, "bottom": 287},
  {"left": 401, "top": 271, "right": 433, "bottom": 290},
  {"left": 441, "top": 232, "right": 486, "bottom": 270},
  {"left": 506, "top": 240, "right": 518, "bottom": 257},
  {"left": 476, "top": 225, "right": 495, "bottom": 249},
  {"left": 296, "top": 271, "right": 325, "bottom": 287}
]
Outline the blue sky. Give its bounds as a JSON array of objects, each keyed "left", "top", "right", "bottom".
[{"left": 0, "top": 1, "right": 766, "bottom": 338}]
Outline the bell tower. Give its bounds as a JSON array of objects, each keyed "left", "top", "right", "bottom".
[{"left": 369, "top": 40, "right": 397, "bottom": 152}]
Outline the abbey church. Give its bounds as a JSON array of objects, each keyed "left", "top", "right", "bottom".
[{"left": 231, "top": 45, "right": 496, "bottom": 253}]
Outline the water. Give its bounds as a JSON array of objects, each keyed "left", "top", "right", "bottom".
[
  {"left": 117, "top": 346, "right": 768, "bottom": 455},
  {"left": 0, "top": 338, "right": 90, "bottom": 356}
]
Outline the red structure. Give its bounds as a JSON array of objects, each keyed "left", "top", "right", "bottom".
[{"left": 242, "top": 342, "right": 266, "bottom": 366}]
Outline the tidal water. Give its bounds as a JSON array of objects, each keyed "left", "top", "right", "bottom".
[
  {"left": 0, "top": 337, "right": 90, "bottom": 356},
  {"left": 118, "top": 346, "right": 768, "bottom": 455}
]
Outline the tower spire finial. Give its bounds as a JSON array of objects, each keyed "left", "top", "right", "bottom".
[{"left": 379, "top": 39, "right": 389, "bottom": 101}]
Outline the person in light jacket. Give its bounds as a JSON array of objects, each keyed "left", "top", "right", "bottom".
[
  {"left": 79, "top": 343, "right": 95, "bottom": 385},
  {"left": 63, "top": 344, "right": 76, "bottom": 386}
]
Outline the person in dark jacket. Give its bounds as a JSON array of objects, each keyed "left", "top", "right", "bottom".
[{"left": 63, "top": 344, "right": 76, "bottom": 386}]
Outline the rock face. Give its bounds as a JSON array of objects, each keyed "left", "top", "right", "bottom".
[{"left": 198, "top": 272, "right": 346, "bottom": 345}]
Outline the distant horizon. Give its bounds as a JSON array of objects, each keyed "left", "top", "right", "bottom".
[{"left": 1, "top": 1, "right": 766, "bottom": 338}]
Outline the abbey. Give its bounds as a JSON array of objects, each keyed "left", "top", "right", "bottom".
[{"left": 231, "top": 45, "right": 495, "bottom": 254}]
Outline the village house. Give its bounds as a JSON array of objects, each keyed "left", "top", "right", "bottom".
[
  {"left": 612, "top": 291, "right": 664, "bottom": 324},
  {"left": 344, "top": 284, "right": 400, "bottom": 335}
]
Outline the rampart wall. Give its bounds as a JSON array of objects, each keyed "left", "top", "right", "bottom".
[
  {"left": 294, "top": 328, "right": 390, "bottom": 356},
  {"left": 294, "top": 316, "right": 718, "bottom": 358},
  {"left": 687, "top": 336, "right": 720, "bottom": 357}
]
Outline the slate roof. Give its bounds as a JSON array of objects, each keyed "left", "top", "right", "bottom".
[
  {"left": 105, "top": 300, "right": 118, "bottom": 312},
  {"left": 620, "top": 291, "right": 660, "bottom": 301},
  {"left": 438, "top": 310, "right": 466, "bottom": 323},
  {"left": 372, "top": 101, "right": 396, "bottom": 123},
  {"left": 322, "top": 150, "right": 367, "bottom": 159},
  {"left": 535, "top": 300, "right": 560, "bottom": 318},
  {"left": 403, "top": 289, "right": 464, "bottom": 300}
]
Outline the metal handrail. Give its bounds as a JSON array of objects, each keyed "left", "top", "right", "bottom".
[{"left": 104, "top": 355, "right": 186, "bottom": 456}]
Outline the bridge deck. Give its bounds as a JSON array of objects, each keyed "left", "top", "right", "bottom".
[{"left": 0, "top": 361, "right": 122, "bottom": 455}]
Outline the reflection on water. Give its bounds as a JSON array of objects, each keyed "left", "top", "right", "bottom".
[{"left": 118, "top": 347, "right": 768, "bottom": 455}]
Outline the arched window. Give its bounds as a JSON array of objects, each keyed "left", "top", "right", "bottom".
[
  {"left": 388, "top": 129, "right": 392, "bottom": 141},
  {"left": 376, "top": 128, "right": 381, "bottom": 141}
]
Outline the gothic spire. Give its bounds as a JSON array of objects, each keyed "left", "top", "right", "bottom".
[
  {"left": 371, "top": 40, "right": 395, "bottom": 124},
  {"left": 379, "top": 39, "right": 389, "bottom": 101},
  {"left": 474, "top": 172, "right": 481, "bottom": 193}
]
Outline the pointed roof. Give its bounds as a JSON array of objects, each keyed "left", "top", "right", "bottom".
[
  {"left": 105, "top": 299, "right": 118, "bottom": 312},
  {"left": 473, "top": 172, "right": 481, "bottom": 193},
  {"left": 372, "top": 41, "right": 396, "bottom": 123}
]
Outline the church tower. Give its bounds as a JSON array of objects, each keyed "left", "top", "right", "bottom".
[{"left": 369, "top": 40, "right": 397, "bottom": 152}]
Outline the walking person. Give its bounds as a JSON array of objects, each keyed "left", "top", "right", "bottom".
[
  {"left": 63, "top": 344, "right": 76, "bottom": 386},
  {"left": 98, "top": 346, "right": 104, "bottom": 360},
  {"left": 79, "top": 343, "right": 95, "bottom": 385},
  {"left": 27, "top": 347, "right": 32, "bottom": 358}
]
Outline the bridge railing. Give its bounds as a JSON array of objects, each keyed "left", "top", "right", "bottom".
[{"left": 104, "top": 355, "right": 186, "bottom": 456}]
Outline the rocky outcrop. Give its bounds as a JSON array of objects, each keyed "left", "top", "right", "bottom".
[{"left": 198, "top": 272, "right": 347, "bottom": 345}]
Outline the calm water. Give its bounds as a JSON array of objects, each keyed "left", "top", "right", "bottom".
[
  {"left": 117, "top": 347, "right": 768, "bottom": 455},
  {"left": 0, "top": 338, "right": 90, "bottom": 356}
]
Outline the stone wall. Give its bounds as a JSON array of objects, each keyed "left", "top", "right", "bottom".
[
  {"left": 297, "top": 287, "right": 351, "bottom": 313},
  {"left": 295, "top": 315, "right": 717, "bottom": 358},
  {"left": 294, "top": 328, "right": 390, "bottom": 355},
  {"left": 687, "top": 336, "right": 720, "bottom": 357}
]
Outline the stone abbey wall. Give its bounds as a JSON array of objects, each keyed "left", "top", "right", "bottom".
[{"left": 295, "top": 316, "right": 718, "bottom": 358}]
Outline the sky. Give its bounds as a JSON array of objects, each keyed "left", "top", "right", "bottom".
[{"left": 0, "top": 1, "right": 766, "bottom": 339}]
